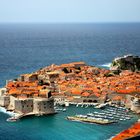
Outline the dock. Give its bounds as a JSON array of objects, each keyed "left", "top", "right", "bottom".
[{"left": 67, "top": 115, "right": 116, "bottom": 125}]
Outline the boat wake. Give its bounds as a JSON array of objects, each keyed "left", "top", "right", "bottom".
[{"left": 0, "top": 107, "right": 16, "bottom": 117}]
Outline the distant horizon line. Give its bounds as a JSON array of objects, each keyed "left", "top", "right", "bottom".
[{"left": 0, "top": 21, "right": 140, "bottom": 24}]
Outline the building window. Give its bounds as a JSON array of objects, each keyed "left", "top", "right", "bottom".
[{"left": 131, "top": 97, "right": 134, "bottom": 101}]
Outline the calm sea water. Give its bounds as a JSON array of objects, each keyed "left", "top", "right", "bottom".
[{"left": 0, "top": 23, "right": 140, "bottom": 140}]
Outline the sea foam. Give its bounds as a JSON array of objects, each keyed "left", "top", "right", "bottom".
[
  {"left": 0, "top": 106, "right": 16, "bottom": 116},
  {"left": 100, "top": 63, "right": 111, "bottom": 68}
]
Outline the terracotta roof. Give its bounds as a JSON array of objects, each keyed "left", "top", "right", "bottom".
[
  {"left": 112, "top": 122, "right": 140, "bottom": 140},
  {"left": 71, "top": 88, "right": 82, "bottom": 95},
  {"left": 60, "top": 63, "right": 75, "bottom": 68},
  {"left": 112, "top": 96, "right": 122, "bottom": 100},
  {"left": 82, "top": 92, "right": 90, "bottom": 97}
]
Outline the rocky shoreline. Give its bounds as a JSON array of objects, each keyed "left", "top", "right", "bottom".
[{"left": 110, "top": 54, "right": 140, "bottom": 72}]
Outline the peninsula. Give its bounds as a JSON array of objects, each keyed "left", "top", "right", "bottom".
[{"left": 0, "top": 55, "right": 140, "bottom": 134}]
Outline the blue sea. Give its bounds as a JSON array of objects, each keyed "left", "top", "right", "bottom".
[{"left": 0, "top": 23, "right": 140, "bottom": 140}]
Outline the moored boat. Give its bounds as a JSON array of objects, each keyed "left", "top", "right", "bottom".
[{"left": 6, "top": 117, "right": 17, "bottom": 122}]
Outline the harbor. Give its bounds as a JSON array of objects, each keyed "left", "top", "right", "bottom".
[
  {"left": 2, "top": 102, "right": 136, "bottom": 124},
  {"left": 0, "top": 98, "right": 139, "bottom": 140},
  {"left": 65, "top": 104, "right": 135, "bottom": 125}
]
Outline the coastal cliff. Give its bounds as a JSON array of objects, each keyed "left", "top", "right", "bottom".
[{"left": 110, "top": 54, "right": 140, "bottom": 72}]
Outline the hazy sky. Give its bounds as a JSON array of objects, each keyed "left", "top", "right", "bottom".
[{"left": 0, "top": 0, "right": 140, "bottom": 23}]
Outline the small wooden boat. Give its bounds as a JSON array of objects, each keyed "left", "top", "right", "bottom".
[
  {"left": 63, "top": 108, "right": 66, "bottom": 112},
  {"left": 6, "top": 117, "right": 17, "bottom": 122}
]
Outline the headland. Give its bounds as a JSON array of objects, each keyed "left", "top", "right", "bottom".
[{"left": 0, "top": 55, "right": 140, "bottom": 138}]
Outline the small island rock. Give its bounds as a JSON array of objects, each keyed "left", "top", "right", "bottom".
[{"left": 110, "top": 54, "right": 140, "bottom": 72}]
